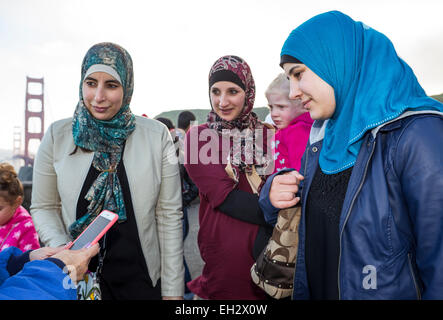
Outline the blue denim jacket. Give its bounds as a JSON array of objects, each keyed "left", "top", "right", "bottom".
[{"left": 259, "top": 113, "right": 443, "bottom": 299}]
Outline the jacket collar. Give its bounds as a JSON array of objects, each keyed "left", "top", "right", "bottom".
[{"left": 309, "top": 119, "right": 328, "bottom": 145}]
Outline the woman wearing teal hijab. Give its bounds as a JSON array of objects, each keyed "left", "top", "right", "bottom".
[
  {"left": 31, "top": 43, "right": 184, "bottom": 300},
  {"left": 259, "top": 11, "right": 443, "bottom": 299}
]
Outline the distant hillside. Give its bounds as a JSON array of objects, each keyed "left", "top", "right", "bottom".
[
  {"left": 154, "top": 107, "right": 270, "bottom": 126},
  {"left": 431, "top": 93, "right": 443, "bottom": 103}
]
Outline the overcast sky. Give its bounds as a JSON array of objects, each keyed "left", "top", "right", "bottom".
[{"left": 1, "top": 0, "right": 442, "bottom": 153}]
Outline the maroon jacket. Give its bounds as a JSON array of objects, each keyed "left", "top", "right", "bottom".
[{"left": 184, "top": 124, "right": 267, "bottom": 299}]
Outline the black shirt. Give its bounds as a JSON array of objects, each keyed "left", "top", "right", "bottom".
[
  {"left": 305, "top": 165, "right": 353, "bottom": 300},
  {"left": 76, "top": 147, "right": 161, "bottom": 300}
]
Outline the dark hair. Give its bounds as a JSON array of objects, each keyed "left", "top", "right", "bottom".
[
  {"left": 279, "top": 54, "right": 303, "bottom": 68},
  {"left": 177, "top": 111, "right": 196, "bottom": 130},
  {"left": 0, "top": 162, "right": 24, "bottom": 205},
  {"left": 156, "top": 117, "right": 174, "bottom": 130}
]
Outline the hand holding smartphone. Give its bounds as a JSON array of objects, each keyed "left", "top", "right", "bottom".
[{"left": 67, "top": 210, "right": 118, "bottom": 250}]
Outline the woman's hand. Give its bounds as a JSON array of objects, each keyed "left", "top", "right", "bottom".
[
  {"left": 29, "top": 246, "right": 66, "bottom": 261},
  {"left": 269, "top": 170, "right": 304, "bottom": 209},
  {"left": 51, "top": 244, "right": 100, "bottom": 283}
]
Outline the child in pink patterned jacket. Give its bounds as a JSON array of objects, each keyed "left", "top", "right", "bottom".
[
  {"left": 266, "top": 73, "right": 314, "bottom": 173},
  {"left": 0, "top": 162, "right": 40, "bottom": 252}
]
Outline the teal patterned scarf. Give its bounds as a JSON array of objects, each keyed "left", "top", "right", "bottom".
[{"left": 69, "top": 43, "right": 136, "bottom": 239}]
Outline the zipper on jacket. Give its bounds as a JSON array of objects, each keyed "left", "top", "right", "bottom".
[
  {"left": 293, "top": 144, "right": 310, "bottom": 298},
  {"left": 337, "top": 138, "right": 377, "bottom": 299},
  {"left": 303, "top": 145, "right": 309, "bottom": 178},
  {"left": 407, "top": 253, "right": 422, "bottom": 300}
]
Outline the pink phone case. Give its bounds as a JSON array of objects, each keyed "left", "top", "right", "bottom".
[{"left": 67, "top": 210, "right": 118, "bottom": 249}]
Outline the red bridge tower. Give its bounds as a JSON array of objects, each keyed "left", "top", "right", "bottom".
[{"left": 23, "top": 76, "right": 45, "bottom": 166}]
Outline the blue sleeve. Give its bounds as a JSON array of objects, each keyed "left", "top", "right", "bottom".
[
  {"left": 259, "top": 168, "right": 295, "bottom": 226},
  {"left": 7, "top": 250, "right": 31, "bottom": 276},
  {"left": 0, "top": 247, "right": 76, "bottom": 300},
  {"left": 395, "top": 116, "right": 443, "bottom": 299},
  {"left": 0, "top": 247, "right": 24, "bottom": 285},
  {"left": 0, "top": 259, "right": 76, "bottom": 300}
]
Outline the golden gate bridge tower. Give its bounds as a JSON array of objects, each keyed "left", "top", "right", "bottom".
[
  {"left": 17, "top": 76, "right": 45, "bottom": 166},
  {"left": 10, "top": 76, "right": 45, "bottom": 210}
]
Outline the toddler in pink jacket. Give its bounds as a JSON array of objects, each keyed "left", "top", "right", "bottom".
[
  {"left": 0, "top": 163, "right": 40, "bottom": 252},
  {"left": 266, "top": 73, "right": 314, "bottom": 173}
]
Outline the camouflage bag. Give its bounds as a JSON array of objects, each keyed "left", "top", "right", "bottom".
[{"left": 250, "top": 205, "right": 301, "bottom": 299}]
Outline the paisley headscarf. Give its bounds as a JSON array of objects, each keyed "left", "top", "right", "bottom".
[
  {"left": 69, "top": 42, "right": 136, "bottom": 239},
  {"left": 280, "top": 11, "right": 443, "bottom": 174},
  {"left": 207, "top": 55, "right": 273, "bottom": 189}
]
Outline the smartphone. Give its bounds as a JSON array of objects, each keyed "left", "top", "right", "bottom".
[{"left": 67, "top": 210, "right": 118, "bottom": 250}]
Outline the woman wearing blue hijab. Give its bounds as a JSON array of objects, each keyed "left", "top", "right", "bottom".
[{"left": 259, "top": 11, "right": 443, "bottom": 299}]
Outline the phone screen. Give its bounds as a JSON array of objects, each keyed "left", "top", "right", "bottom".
[{"left": 70, "top": 215, "right": 113, "bottom": 250}]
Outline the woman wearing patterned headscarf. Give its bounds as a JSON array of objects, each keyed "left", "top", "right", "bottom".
[
  {"left": 184, "top": 55, "right": 275, "bottom": 299},
  {"left": 259, "top": 11, "right": 443, "bottom": 299},
  {"left": 31, "top": 43, "right": 184, "bottom": 300}
]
